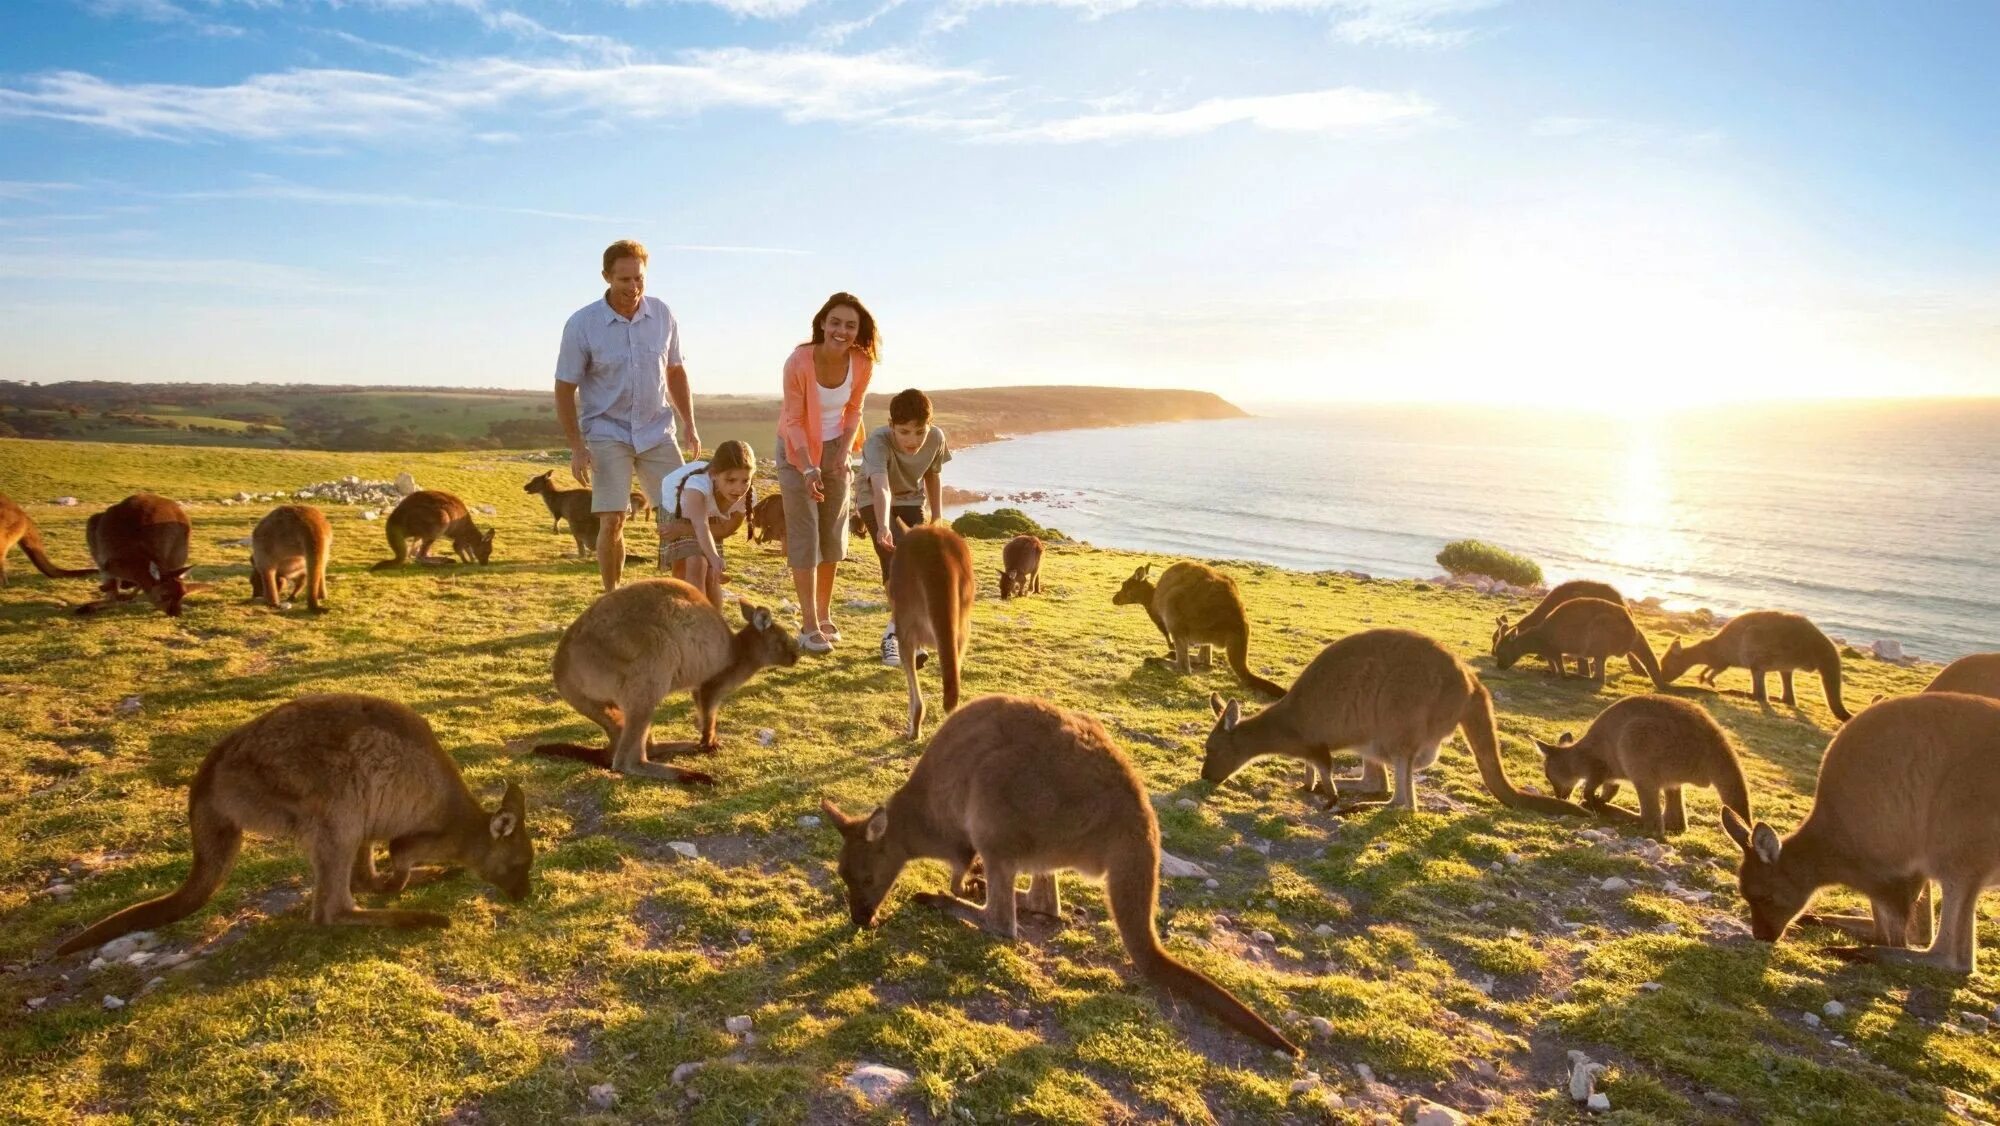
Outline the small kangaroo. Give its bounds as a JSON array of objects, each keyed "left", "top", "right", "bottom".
[
  {"left": 821, "top": 694, "right": 1301, "bottom": 1055},
  {"left": 372, "top": 490, "right": 494, "bottom": 569},
  {"left": 1534, "top": 694, "right": 1752, "bottom": 834},
  {"left": 1720, "top": 693, "right": 2000, "bottom": 972},
  {"left": 534, "top": 578, "right": 799, "bottom": 783},
  {"left": 747, "top": 493, "right": 787, "bottom": 545},
  {"left": 1493, "top": 578, "right": 1626, "bottom": 676},
  {"left": 0, "top": 493, "right": 97, "bottom": 587},
  {"left": 999, "top": 534, "right": 1043, "bottom": 600},
  {"left": 1113, "top": 562, "right": 1285, "bottom": 700},
  {"left": 1925, "top": 653, "right": 2000, "bottom": 700},
  {"left": 78, "top": 493, "right": 203, "bottom": 617},
  {"left": 1204, "top": 628, "right": 1592, "bottom": 817},
  {"left": 524, "top": 470, "right": 599, "bottom": 558},
  {"left": 248, "top": 504, "right": 332, "bottom": 613},
  {"left": 55, "top": 694, "right": 532, "bottom": 955},
  {"left": 888, "top": 525, "right": 976, "bottom": 739},
  {"left": 1661, "top": 610, "right": 1850, "bottom": 721},
  {"left": 1492, "top": 597, "right": 1666, "bottom": 689}
]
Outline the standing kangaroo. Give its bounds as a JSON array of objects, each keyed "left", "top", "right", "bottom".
[
  {"left": 0, "top": 493, "right": 96, "bottom": 586},
  {"left": 1661, "top": 610, "right": 1850, "bottom": 721},
  {"left": 1204, "top": 628, "right": 1593, "bottom": 817},
  {"left": 1925, "top": 653, "right": 2000, "bottom": 699},
  {"left": 55, "top": 694, "right": 533, "bottom": 955},
  {"left": 1492, "top": 597, "right": 1666, "bottom": 689},
  {"left": 1534, "top": 694, "right": 1752, "bottom": 834},
  {"left": 523, "top": 470, "right": 599, "bottom": 558},
  {"left": 821, "top": 694, "right": 1301, "bottom": 1055},
  {"left": 888, "top": 524, "right": 975, "bottom": 740},
  {"left": 1493, "top": 578, "right": 1627, "bottom": 676},
  {"left": 1113, "top": 562, "right": 1286, "bottom": 700},
  {"left": 372, "top": 490, "right": 494, "bottom": 569},
  {"left": 1721, "top": 693, "right": 2000, "bottom": 972},
  {"left": 999, "top": 534, "right": 1043, "bottom": 600},
  {"left": 78, "top": 493, "right": 202, "bottom": 617},
  {"left": 248, "top": 504, "right": 332, "bottom": 613},
  {"left": 533, "top": 578, "right": 798, "bottom": 783}
]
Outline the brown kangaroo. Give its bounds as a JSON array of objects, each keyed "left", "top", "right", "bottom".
[
  {"left": 55, "top": 694, "right": 532, "bottom": 955},
  {"left": 746, "top": 493, "right": 787, "bottom": 545},
  {"left": 1492, "top": 597, "right": 1666, "bottom": 689},
  {"left": 371, "top": 490, "right": 494, "bottom": 569},
  {"left": 1113, "top": 562, "right": 1286, "bottom": 700},
  {"left": 533, "top": 578, "right": 798, "bottom": 783},
  {"left": 524, "top": 470, "right": 599, "bottom": 558},
  {"left": 78, "top": 493, "right": 203, "bottom": 617},
  {"left": 888, "top": 524, "right": 975, "bottom": 739},
  {"left": 1661, "top": 610, "right": 1850, "bottom": 721},
  {"left": 821, "top": 694, "right": 1300, "bottom": 1055},
  {"left": 0, "top": 493, "right": 97, "bottom": 586},
  {"left": 999, "top": 534, "right": 1043, "bottom": 600},
  {"left": 1493, "top": 578, "right": 1626, "bottom": 676},
  {"left": 1534, "top": 694, "right": 1751, "bottom": 834},
  {"left": 248, "top": 504, "right": 332, "bottom": 613},
  {"left": 1720, "top": 693, "right": 2000, "bottom": 972},
  {"left": 1204, "top": 628, "right": 1593, "bottom": 817},
  {"left": 1925, "top": 653, "right": 2000, "bottom": 699}
]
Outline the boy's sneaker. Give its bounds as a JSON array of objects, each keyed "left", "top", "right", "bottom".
[{"left": 881, "top": 633, "right": 901, "bottom": 666}]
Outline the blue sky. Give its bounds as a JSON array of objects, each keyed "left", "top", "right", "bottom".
[{"left": 1, "top": 0, "right": 1995, "bottom": 405}]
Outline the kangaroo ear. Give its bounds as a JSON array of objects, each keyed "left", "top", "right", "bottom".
[
  {"left": 1750, "top": 822, "right": 1782, "bottom": 865},
  {"left": 1208, "top": 691, "right": 1225, "bottom": 717},
  {"left": 490, "top": 783, "right": 526, "bottom": 838},
  {"left": 1720, "top": 807, "right": 1752, "bottom": 851},
  {"left": 167, "top": 566, "right": 194, "bottom": 580},
  {"left": 483, "top": 530, "right": 497, "bottom": 546},
  {"left": 1533, "top": 739, "right": 1557, "bottom": 756},
  {"left": 818, "top": 796, "right": 851, "bottom": 831},
  {"left": 864, "top": 806, "right": 890, "bottom": 842},
  {"left": 149, "top": 561, "right": 161, "bottom": 580},
  {"left": 1222, "top": 699, "right": 1241, "bottom": 731},
  {"left": 1558, "top": 731, "right": 1575, "bottom": 746},
  {"left": 1128, "top": 564, "right": 1149, "bottom": 581}
]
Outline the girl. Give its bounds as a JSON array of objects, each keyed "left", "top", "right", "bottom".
[
  {"left": 657, "top": 440, "right": 755, "bottom": 606},
  {"left": 776, "top": 292, "right": 876, "bottom": 653}
]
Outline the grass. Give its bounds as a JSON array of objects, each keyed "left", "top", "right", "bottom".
[{"left": 1, "top": 437, "right": 1993, "bottom": 1124}]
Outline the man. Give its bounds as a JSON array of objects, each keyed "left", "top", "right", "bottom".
[{"left": 555, "top": 239, "right": 701, "bottom": 592}]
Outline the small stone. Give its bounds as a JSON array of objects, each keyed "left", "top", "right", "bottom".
[
  {"left": 54, "top": 496, "right": 78, "bottom": 506},
  {"left": 1290, "top": 1078, "right": 1317, "bottom": 1094},
  {"left": 668, "top": 841, "right": 700, "bottom": 860},
  {"left": 1412, "top": 1102, "right": 1469, "bottom": 1126},
  {"left": 1704, "top": 1091, "right": 1740, "bottom": 1108},
  {"left": 98, "top": 932, "right": 155, "bottom": 960},
  {"left": 1587, "top": 1092, "right": 1610, "bottom": 1112},
  {"left": 797, "top": 814, "right": 822, "bottom": 829},
  {"left": 115, "top": 696, "right": 142, "bottom": 716},
  {"left": 45, "top": 883, "right": 73, "bottom": 899},
  {"left": 26, "top": 997, "right": 46, "bottom": 1010},
  {"left": 672, "top": 1062, "right": 705, "bottom": 1085},
  {"left": 755, "top": 728, "right": 777, "bottom": 746},
  {"left": 1354, "top": 1063, "right": 1375, "bottom": 1085},
  {"left": 1599, "top": 877, "right": 1631, "bottom": 893},
  {"left": 1250, "top": 839, "right": 1271, "bottom": 855},
  {"left": 1639, "top": 981, "right": 1662, "bottom": 992},
  {"left": 125, "top": 952, "right": 153, "bottom": 967},
  {"left": 475, "top": 504, "right": 498, "bottom": 516},
  {"left": 1013, "top": 1008, "right": 1031, "bottom": 1024},
  {"left": 1803, "top": 1012, "right": 1822, "bottom": 1028},
  {"left": 1159, "top": 852, "right": 1210, "bottom": 879},
  {"left": 587, "top": 1083, "right": 617, "bottom": 1109},
  {"left": 1565, "top": 1049, "right": 1589, "bottom": 1065},
  {"left": 725, "top": 1014, "right": 753, "bottom": 1035},
  {"left": 1251, "top": 930, "right": 1276, "bottom": 944},
  {"left": 139, "top": 975, "right": 165, "bottom": 995},
  {"left": 362, "top": 510, "right": 380, "bottom": 520},
  {"left": 1823, "top": 1000, "right": 1847, "bottom": 1018},
  {"left": 1218, "top": 845, "right": 1235, "bottom": 857},
  {"left": 1504, "top": 853, "right": 1524, "bottom": 865},
  {"left": 843, "top": 1063, "right": 913, "bottom": 1106},
  {"left": 1309, "top": 1016, "right": 1335, "bottom": 1038},
  {"left": 1958, "top": 1011, "right": 1991, "bottom": 1030},
  {"left": 1569, "top": 1059, "right": 1604, "bottom": 1101},
  {"left": 736, "top": 929, "right": 753, "bottom": 944},
  {"left": 394, "top": 472, "right": 419, "bottom": 496},
  {"left": 1203, "top": 879, "right": 1220, "bottom": 889},
  {"left": 102, "top": 995, "right": 125, "bottom": 1010},
  {"left": 1313, "top": 923, "right": 1336, "bottom": 937},
  {"left": 1175, "top": 797, "right": 1199, "bottom": 811}
]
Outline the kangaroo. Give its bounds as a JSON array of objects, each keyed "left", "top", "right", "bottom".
[
  {"left": 746, "top": 493, "right": 787, "bottom": 545},
  {"left": 1112, "top": 562, "right": 1286, "bottom": 700},
  {"left": 533, "top": 578, "right": 798, "bottom": 783},
  {"left": 821, "top": 694, "right": 1301, "bottom": 1055},
  {"left": 248, "top": 504, "right": 332, "bottom": 613},
  {"left": 523, "top": 470, "right": 599, "bottom": 558},
  {"left": 888, "top": 525, "right": 976, "bottom": 739},
  {"left": 1925, "top": 653, "right": 2000, "bottom": 700},
  {"left": 55, "top": 694, "right": 532, "bottom": 955},
  {"left": 1205, "top": 629, "right": 1592, "bottom": 817},
  {"left": 1720, "top": 693, "right": 2000, "bottom": 972},
  {"left": 1661, "top": 610, "right": 1850, "bottom": 721},
  {"left": 0, "top": 494, "right": 97, "bottom": 587},
  {"left": 372, "top": 490, "right": 494, "bottom": 569},
  {"left": 77, "top": 493, "right": 204, "bottom": 617},
  {"left": 1493, "top": 578, "right": 1626, "bottom": 676},
  {"left": 1492, "top": 597, "right": 1666, "bottom": 689},
  {"left": 999, "top": 534, "right": 1043, "bottom": 600},
  {"left": 1534, "top": 694, "right": 1752, "bottom": 834}
]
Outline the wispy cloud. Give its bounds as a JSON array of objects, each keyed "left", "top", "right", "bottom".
[
  {"left": 929, "top": 0, "right": 1499, "bottom": 44},
  {"left": 1531, "top": 115, "right": 1726, "bottom": 150},
  {"left": 0, "top": 252, "right": 361, "bottom": 292},
  {"left": 0, "top": 181, "right": 84, "bottom": 201},
  {"left": 983, "top": 87, "right": 1438, "bottom": 143},
  {"left": 76, "top": 0, "right": 246, "bottom": 37}
]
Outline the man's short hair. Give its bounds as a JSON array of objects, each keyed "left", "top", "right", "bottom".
[
  {"left": 602, "top": 239, "right": 649, "bottom": 275},
  {"left": 889, "top": 388, "right": 933, "bottom": 426}
]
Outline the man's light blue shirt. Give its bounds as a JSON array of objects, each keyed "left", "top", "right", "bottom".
[{"left": 555, "top": 294, "right": 683, "bottom": 453}]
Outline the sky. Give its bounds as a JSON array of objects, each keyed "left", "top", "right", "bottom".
[{"left": 1, "top": 0, "right": 1996, "bottom": 408}]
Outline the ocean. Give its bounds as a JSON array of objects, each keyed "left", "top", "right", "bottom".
[{"left": 941, "top": 399, "right": 2000, "bottom": 661}]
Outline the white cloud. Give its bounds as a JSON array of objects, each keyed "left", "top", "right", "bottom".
[
  {"left": 0, "top": 181, "right": 84, "bottom": 201},
  {"left": 984, "top": 87, "right": 1437, "bottom": 142},
  {"left": 929, "top": 0, "right": 1499, "bottom": 43},
  {"left": 0, "top": 252, "right": 360, "bottom": 292}
]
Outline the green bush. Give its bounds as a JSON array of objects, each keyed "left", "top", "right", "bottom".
[
  {"left": 1435, "top": 539, "right": 1543, "bottom": 587},
  {"left": 950, "top": 507, "right": 1065, "bottom": 542}
]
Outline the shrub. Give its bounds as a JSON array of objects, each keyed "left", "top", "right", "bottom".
[
  {"left": 950, "top": 507, "right": 1064, "bottom": 542},
  {"left": 1435, "top": 539, "right": 1542, "bottom": 587}
]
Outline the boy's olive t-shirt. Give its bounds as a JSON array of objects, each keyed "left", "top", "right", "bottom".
[{"left": 858, "top": 425, "right": 951, "bottom": 509}]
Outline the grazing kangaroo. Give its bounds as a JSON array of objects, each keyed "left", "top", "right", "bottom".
[
  {"left": 1204, "top": 629, "right": 1593, "bottom": 817},
  {"left": 372, "top": 490, "right": 494, "bottom": 569},
  {"left": 533, "top": 579, "right": 798, "bottom": 783},
  {"left": 747, "top": 493, "right": 787, "bottom": 545},
  {"left": 1493, "top": 578, "right": 1626, "bottom": 676},
  {"left": 1925, "top": 653, "right": 2000, "bottom": 700},
  {"left": 1113, "top": 562, "right": 1286, "bottom": 700},
  {"left": 0, "top": 493, "right": 96, "bottom": 587},
  {"left": 78, "top": 493, "right": 203, "bottom": 617},
  {"left": 1534, "top": 694, "right": 1751, "bottom": 834},
  {"left": 821, "top": 695, "right": 1301, "bottom": 1055},
  {"left": 1660, "top": 610, "right": 1850, "bottom": 721},
  {"left": 999, "top": 534, "right": 1043, "bottom": 600},
  {"left": 55, "top": 694, "right": 532, "bottom": 955},
  {"left": 1720, "top": 693, "right": 2000, "bottom": 971},
  {"left": 888, "top": 525, "right": 976, "bottom": 739},
  {"left": 248, "top": 504, "right": 332, "bottom": 613},
  {"left": 1492, "top": 597, "right": 1666, "bottom": 689},
  {"left": 524, "top": 470, "right": 599, "bottom": 558}
]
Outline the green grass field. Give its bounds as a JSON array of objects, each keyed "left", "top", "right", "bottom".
[{"left": 0, "top": 438, "right": 1991, "bottom": 1124}]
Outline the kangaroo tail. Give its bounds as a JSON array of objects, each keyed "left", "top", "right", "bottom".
[
  {"left": 1714, "top": 757, "right": 1754, "bottom": 824},
  {"left": 372, "top": 518, "right": 406, "bottom": 570},
  {"left": 1226, "top": 627, "right": 1287, "bottom": 701},
  {"left": 19, "top": 526, "right": 96, "bottom": 578},
  {"left": 304, "top": 529, "right": 325, "bottom": 607},
  {"left": 57, "top": 800, "right": 240, "bottom": 956},
  {"left": 1106, "top": 840, "right": 1298, "bottom": 1054},
  {"left": 1819, "top": 648, "right": 1851, "bottom": 722},
  {"left": 530, "top": 742, "right": 615, "bottom": 769},
  {"left": 1460, "top": 679, "right": 1593, "bottom": 817},
  {"left": 1628, "top": 635, "right": 1667, "bottom": 690},
  {"left": 928, "top": 556, "right": 963, "bottom": 715}
]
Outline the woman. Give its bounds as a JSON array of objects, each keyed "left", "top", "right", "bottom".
[{"left": 776, "top": 292, "right": 876, "bottom": 653}]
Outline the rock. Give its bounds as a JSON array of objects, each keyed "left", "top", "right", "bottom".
[
  {"left": 1313, "top": 923, "right": 1336, "bottom": 937},
  {"left": 153, "top": 951, "right": 191, "bottom": 969},
  {"left": 667, "top": 841, "right": 700, "bottom": 860},
  {"left": 115, "top": 696, "right": 142, "bottom": 716},
  {"left": 98, "top": 932, "right": 155, "bottom": 960},
  {"left": 1704, "top": 1091, "right": 1740, "bottom": 1109},
  {"left": 394, "top": 472, "right": 419, "bottom": 496},
  {"left": 1290, "top": 1077, "right": 1317, "bottom": 1094},
  {"left": 235, "top": 491, "right": 252, "bottom": 502},
  {"left": 672, "top": 1062, "right": 705, "bottom": 1085},
  {"left": 725, "top": 1014, "right": 753, "bottom": 1035},
  {"left": 1639, "top": 981, "right": 1661, "bottom": 992},
  {"left": 54, "top": 496, "right": 78, "bottom": 506},
  {"left": 843, "top": 1063, "right": 913, "bottom": 1106},
  {"left": 362, "top": 510, "right": 380, "bottom": 520},
  {"left": 26, "top": 997, "right": 47, "bottom": 1010},
  {"left": 1175, "top": 798, "right": 1199, "bottom": 811},
  {"left": 1958, "top": 1011, "right": 1991, "bottom": 1030},
  {"left": 1250, "top": 839, "right": 1272, "bottom": 855},
  {"left": 755, "top": 728, "right": 777, "bottom": 746},
  {"left": 1203, "top": 879, "right": 1220, "bottom": 889},
  {"left": 1159, "top": 852, "right": 1210, "bottom": 879},
  {"left": 139, "top": 975, "right": 165, "bottom": 995},
  {"left": 1803, "top": 1012, "right": 1822, "bottom": 1028},
  {"left": 102, "top": 995, "right": 125, "bottom": 1010},
  {"left": 1309, "top": 1016, "right": 1335, "bottom": 1038},
  {"left": 797, "top": 815, "right": 822, "bottom": 829},
  {"left": 1872, "top": 639, "right": 1905, "bottom": 662},
  {"left": 1823, "top": 1000, "right": 1847, "bottom": 1018},
  {"left": 587, "top": 1083, "right": 617, "bottom": 1110},
  {"left": 1251, "top": 930, "right": 1276, "bottom": 945},
  {"left": 44, "top": 883, "right": 73, "bottom": 899},
  {"left": 1412, "top": 1102, "right": 1468, "bottom": 1126},
  {"left": 475, "top": 504, "right": 498, "bottom": 516},
  {"left": 1587, "top": 1092, "right": 1611, "bottom": 1112},
  {"left": 1569, "top": 1058, "right": 1605, "bottom": 1101},
  {"left": 1599, "top": 877, "right": 1631, "bottom": 893},
  {"left": 125, "top": 952, "right": 153, "bottom": 967}
]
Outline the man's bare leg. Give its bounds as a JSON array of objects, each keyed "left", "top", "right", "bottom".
[{"left": 597, "top": 511, "right": 627, "bottom": 592}]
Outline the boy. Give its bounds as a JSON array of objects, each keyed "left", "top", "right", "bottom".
[{"left": 858, "top": 388, "right": 952, "bottom": 665}]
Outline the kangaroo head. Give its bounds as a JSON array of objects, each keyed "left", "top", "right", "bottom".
[
  {"left": 475, "top": 528, "right": 496, "bottom": 564},
  {"left": 1490, "top": 615, "right": 1514, "bottom": 658},
  {"left": 1659, "top": 637, "right": 1691, "bottom": 682},
  {"left": 1111, "top": 564, "right": 1153, "bottom": 607},
  {"left": 820, "top": 797, "right": 903, "bottom": 928},
  {"left": 475, "top": 782, "right": 534, "bottom": 902},
  {"left": 998, "top": 569, "right": 1016, "bottom": 600},
  {"left": 1491, "top": 627, "right": 1531, "bottom": 670},
  {"left": 1720, "top": 807, "right": 1808, "bottom": 942},
  {"left": 1201, "top": 692, "right": 1254, "bottom": 786},
  {"left": 1533, "top": 733, "right": 1583, "bottom": 801},
  {"left": 738, "top": 600, "right": 800, "bottom": 669},
  {"left": 524, "top": 471, "right": 553, "bottom": 495},
  {"left": 144, "top": 561, "right": 195, "bottom": 617}
]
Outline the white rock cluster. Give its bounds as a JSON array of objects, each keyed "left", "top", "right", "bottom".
[{"left": 289, "top": 476, "right": 408, "bottom": 506}]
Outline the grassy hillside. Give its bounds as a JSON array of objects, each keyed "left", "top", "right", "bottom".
[{"left": 1, "top": 440, "right": 1991, "bottom": 1125}]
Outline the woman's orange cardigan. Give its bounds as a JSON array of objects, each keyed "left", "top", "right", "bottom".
[{"left": 777, "top": 342, "right": 873, "bottom": 471}]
